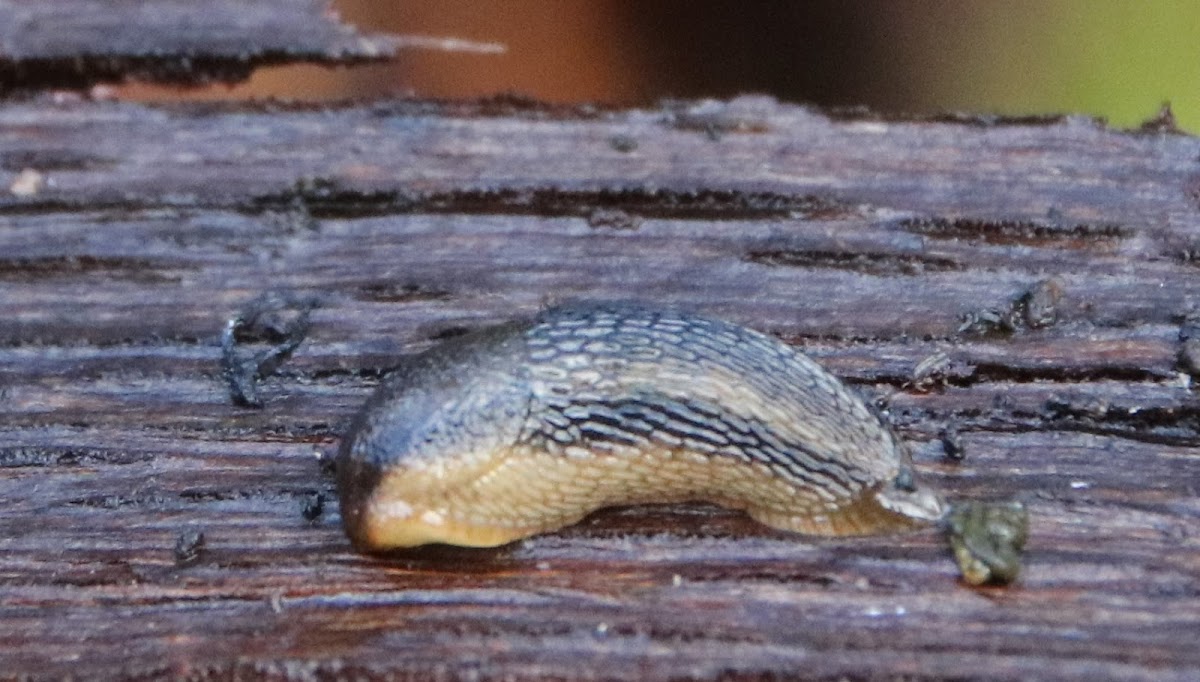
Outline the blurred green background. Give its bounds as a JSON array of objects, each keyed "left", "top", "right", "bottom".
[{"left": 124, "top": 1, "right": 1200, "bottom": 132}]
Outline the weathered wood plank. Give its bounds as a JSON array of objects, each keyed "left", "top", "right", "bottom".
[
  {"left": 1, "top": 96, "right": 1198, "bottom": 680},
  {"left": 0, "top": 0, "right": 399, "bottom": 88}
]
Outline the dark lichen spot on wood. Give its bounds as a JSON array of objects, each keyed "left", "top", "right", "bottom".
[
  {"left": 1015, "top": 278, "right": 1065, "bottom": 329},
  {"left": 173, "top": 530, "right": 206, "bottom": 566},
  {"left": 958, "top": 278, "right": 1066, "bottom": 337},
  {"left": 301, "top": 491, "right": 325, "bottom": 521},
  {"left": 939, "top": 424, "right": 966, "bottom": 461},
  {"left": 220, "top": 292, "right": 316, "bottom": 408}
]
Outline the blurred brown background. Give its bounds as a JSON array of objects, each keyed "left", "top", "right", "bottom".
[{"left": 120, "top": 0, "right": 1200, "bottom": 131}]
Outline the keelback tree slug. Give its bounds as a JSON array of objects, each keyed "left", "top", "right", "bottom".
[{"left": 337, "top": 303, "right": 946, "bottom": 550}]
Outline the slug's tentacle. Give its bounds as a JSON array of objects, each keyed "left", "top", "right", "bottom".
[{"left": 337, "top": 303, "right": 945, "bottom": 550}]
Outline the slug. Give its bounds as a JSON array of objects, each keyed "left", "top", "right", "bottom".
[{"left": 337, "top": 303, "right": 946, "bottom": 550}]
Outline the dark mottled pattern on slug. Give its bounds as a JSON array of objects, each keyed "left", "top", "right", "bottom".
[
  {"left": 521, "top": 306, "right": 888, "bottom": 494},
  {"left": 337, "top": 303, "right": 945, "bottom": 550}
]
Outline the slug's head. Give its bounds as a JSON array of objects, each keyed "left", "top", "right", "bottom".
[
  {"left": 337, "top": 433, "right": 521, "bottom": 551},
  {"left": 335, "top": 423, "right": 392, "bottom": 551},
  {"left": 336, "top": 328, "right": 534, "bottom": 551},
  {"left": 337, "top": 407, "right": 532, "bottom": 550}
]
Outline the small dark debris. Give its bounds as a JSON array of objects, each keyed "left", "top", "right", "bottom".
[
  {"left": 1043, "top": 394, "right": 1071, "bottom": 415},
  {"left": 909, "top": 351, "right": 953, "bottom": 392},
  {"left": 301, "top": 492, "right": 325, "bottom": 522},
  {"left": 1015, "top": 278, "right": 1065, "bottom": 329},
  {"left": 174, "top": 530, "right": 206, "bottom": 566},
  {"left": 608, "top": 135, "right": 638, "bottom": 153},
  {"left": 958, "top": 278, "right": 1065, "bottom": 337},
  {"left": 957, "top": 307, "right": 1019, "bottom": 336},
  {"left": 221, "top": 292, "right": 318, "bottom": 407},
  {"left": 939, "top": 424, "right": 966, "bottom": 461},
  {"left": 586, "top": 208, "right": 641, "bottom": 231}
]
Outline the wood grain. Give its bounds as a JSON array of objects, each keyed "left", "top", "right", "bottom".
[
  {"left": 0, "top": 0, "right": 397, "bottom": 89},
  {"left": 1, "top": 95, "right": 1198, "bottom": 680}
]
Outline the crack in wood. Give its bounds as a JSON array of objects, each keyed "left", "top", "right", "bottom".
[
  {"left": 249, "top": 184, "right": 843, "bottom": 221},
  {"left": 0, "top": 255, "right": 188, "bottom": 282},
  {"left": 0, "top": 446, "right": 155, "bottom": 468},
  {"left": 900, "top": 216, "right": 1132, "bottom": 246},
  {"left": 745, "top": 248, "right": 961, "bottom": 275}
]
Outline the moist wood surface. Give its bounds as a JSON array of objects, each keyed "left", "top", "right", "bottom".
[
  {"left": 1, "top": 95, "right": 1199, "bottom": 681},
  {"left": 0, "top": 0, "right": 395, "bottom": 89}
]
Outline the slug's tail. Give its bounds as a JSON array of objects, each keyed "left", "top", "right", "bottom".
[{"left": 748, "top": 480, "right": 946, "bottom": 537}]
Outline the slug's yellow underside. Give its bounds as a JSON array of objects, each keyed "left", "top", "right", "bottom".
[{"left": 348, "top": 443, "right": 926, "bottom": 550}]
